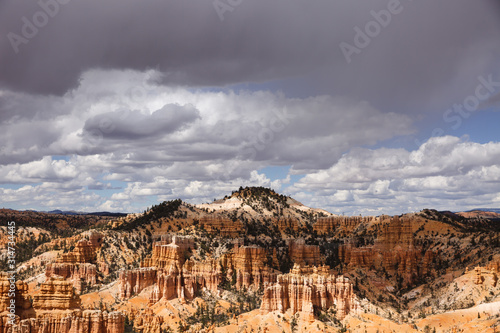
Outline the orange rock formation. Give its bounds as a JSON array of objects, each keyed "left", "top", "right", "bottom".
[
  {"left": 260, "top": 264, "right": 358, "bottom": 321},
  {"left": 45, "top": 263, "right": 97, "bottom": 294},
  {"left": 120, "top": 239, "right": 278, "bottom": 303},
  {"left": 0, "top": 275, "right": 124, "bottom": 333},
  {"left": 121, "top": 236, "right": 221, "bottom": 302},
  {"left": 314, "top": 216, "right": 375, "bottom": 234},
  {"left": 0, "top": 273, "right": 32, "bottom": 319},
  {"left": 45, "top": 232, "right": 102, "bottom": 294},
  {"left": 119, "top": 267, "right": 157, "bottom": 300},
  {"left": 33, "top": 276, "right": 81, "bottom": 310},
  {"left": 339, "top": 216, "right": 436, "bottom": 287},
  {"left": 472, "top": 261, "right": 499, "bottom": 286},
  {"left": 199, "top": 216, "right": 244, "bottom": 237},
  {"left": 275, "top": 217, "right": 300, "bottom": 232},
  {"left": 289, "top": 239, "right": 321, "bottom": 266},
  {"left": 226, "top": 245, "right": 278, "bottom": 290}
]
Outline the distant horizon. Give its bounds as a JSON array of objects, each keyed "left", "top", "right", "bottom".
[{"left": 2, "top": 186, "right": 500, "bottom": 216}]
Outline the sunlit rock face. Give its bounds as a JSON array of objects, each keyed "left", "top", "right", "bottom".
[
  {"left": 339, "top": 215, "right": 437, "bottom": 287},
  {"left": 0, "top": 275, "right": 124, "bottom": 333},
  {"left": 260, "top": 264, "right": 359, "bottom": 321}
]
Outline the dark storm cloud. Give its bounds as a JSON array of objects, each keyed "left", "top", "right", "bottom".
[
  {"left": 83, "top": 104, "right": 200, "bottom": 140},
  {"left": 1, "top": 0, "right": 499, "bottom": 115}
]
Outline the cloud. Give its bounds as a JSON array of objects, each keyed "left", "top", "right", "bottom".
[
  {"left": 1, "top": 0, "right": 499, "bottom": 115},
  {"left": 83, "top": 104, "right": 200, "bottom": 140},
  {"left": 1, "top": 0, "right": 499, "bottom": 213},
  {"left": 0, "top": 70, "right": 415, "bottom": 172},
  {"left": 287, "top": 136, "right": 500, "bottom": 215},
  {"left": 0, "top": 69, "right": 417, "bottom": 212}
]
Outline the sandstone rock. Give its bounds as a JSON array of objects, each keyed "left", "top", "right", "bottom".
[
  {"left": 58, "top": 240, "right": 97, "bottom": 264},
  {"left": 127, "top": 308, "right": 164, "bottom": 333},
  {"left": 314, "top": 216, "right": 375, "bottom": 234},
  {"left": 118, "top": 267, "right": 157, "bottom": 300},
  {"left": 288, "top": 239, "right": 321, "bottom": 266},
  {"left": 141, "top": 235, "right": 194, "bottom": 269},
  {"left": 0, "top": 273, "right": 32, "bottom": 319},
  {"left": 45, "top": 263, "right": 97, "bottom": 294},
  {"left": 339, "top": 216, "right": 436, "bottom": 287},
  {"left": 121, "top": 237, "right": 221, "bottom": 302},
  {"left": 473, "top": 263, "right": 499, "bottom": 287},
  {"left": 45, "top": 232, "right": 103, "bottom": 294},
  {"left": 199, "top": 216, "right": 244, "bottom": 237},
  {"left": 275, "top": 218, "right": 300, "bottom": 233},
  {"left": 229, "top": 245, "right": 278, "bottom": 290},
  {"left": 150, "top": 258, "right": 221, "bottom": 303},
  {"left": 0, "top": 310, "right": 124, "bottom": 333},
  {"left": 33, "top": 276, "right": 81, "bottom": 310},
  {"left": 260, "top": 264, "right": 358, "bottom": 321},
  {"left": 121, "top": 240, "right": 278, "bottom": 303},
  {"left": 0, "top": 273, "right": 124, "bottom": 333}
]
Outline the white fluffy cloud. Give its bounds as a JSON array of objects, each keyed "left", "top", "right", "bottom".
[
  {"left": 3, "top": 70, "right": 499, "bottom": 214},
  {"left": 287, "top": 136, "right": 500, "bottom": 215},
  {"left": 0, "top": 69, "right": 418, "bottom": 211}
]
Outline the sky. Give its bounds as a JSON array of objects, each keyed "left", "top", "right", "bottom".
[{"left": 1, "top": 0, "right": 500, "bottom": 215}]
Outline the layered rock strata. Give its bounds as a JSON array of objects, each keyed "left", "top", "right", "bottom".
[
  {"left": 33, "top": 276, "right": 81, "bottom": 310},
  {"left": 275, "top": 218, "right": 300, "bottom": 233},
  {"left": 0, "top": 275, "right": 124, "bottom": 333},
  {"left": 199, "top": 216, "right": 244, "bottom": 237},
  {"left": 45, "top": 232, "right": 102, "bottom": 294},
  {"left": 119, "top": 268, "right": 157, "bottom": 300},
  {"left": 0, "top": 273, "right": 32, "bottom": 319},
  {"left": 314, "top": 216, "right": 376, "bottom": 234},
  {"left": 226, "top": 245, "right": 278, "bottom": 290},
  {"left": 45, "top": 263, "right": 97, "bottom": 294},
  {"left": 288, "top": 239, "right": 321, "bottom": 266},
  {"left": 339, "top": 216, "right": 436, "bottom": 287},
  {"left": 260, "top": 264, "right": 358, "bottom": 321},
  {"left": 121, "top": 236, "right": 222, "bottom": 302},
  {"left": 472, "top": 262, "right": 499, "bottom": 287},
  {"left": 120, "top": 240, "right": 278, "bottom": 303}
]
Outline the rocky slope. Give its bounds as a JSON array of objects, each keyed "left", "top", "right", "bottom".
[
  {"left": 0, "top": 274, "right": 124, "bottom": 333},
  {"left": 2, "top": 187, "right": 500, "bottom": 332},
  {"left": 260, "top": 264, "right": 359, "bottom": 321}
]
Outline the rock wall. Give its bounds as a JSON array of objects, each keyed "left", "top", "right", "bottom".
[
  {"left": 151, "top": 258, "right": 221, "bottom": 303},
  {"left": 0, "top": 275, "right": 124, "bottom": 333},
  {"left": 199, "top": 216, "right": 244, "bottom": 237},
  {"left": 33, "top": 276, "right": 81, "bottom": 310},
  {"left": 339, "top": 216, "right": 435, "bottom": 287},
  {"left": 260, "top": 264, "right": 358, "bottom": 321},
  {"left": 57, "top": 231, "right": 102, "bottom": 264},
  {"left": 314, "top": 216, "right": 375, "bottom": 234},
  {"left": 121, "top": 236, "right": 222, "bottom": 302},
  {"left": 119, "top": 267, "right": 158, "bottom": 300},
  {"left": 227, "top": 245, "right": 278, "bottom": 290},
  {"left": 44, "top": 231, "right": 103, "bottom": 294},
  {"left": 0, "top": 310, "right": 124, "bottom": 333},
  {"left": 141, "top": 235, "right": 194, "bottom": 269},
  {"left": 45, "top": 263, "right": 97, "bottom": 294},
  {"left": 288, "top": 239, "right": 321, "bottom": 266},
  {"left": 275, "top": 218, "right": 300, "bottom": 233},
  {"left": 472, "top": 262, "right": 499, "bottom": 287},
  {"left": 0, "top": 273, "right": 32, "bottom": 319},
  {"left": 58, "top": 240, "right": 97, "bottom": 264},
  {"left": 127, "top": 308, "right": 164, "bottom": 333},
  {"left": 120, "top": 241, "right": 278, "bottom": 302}
]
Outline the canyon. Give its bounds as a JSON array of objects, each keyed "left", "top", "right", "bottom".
[{"left": 1, "top": 187, "right": 499, "bottom": 332}]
